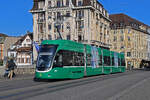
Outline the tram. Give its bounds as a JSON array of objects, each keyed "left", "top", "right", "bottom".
[{"left": 35, "top": 40, "right": 125, "bottom": 79}]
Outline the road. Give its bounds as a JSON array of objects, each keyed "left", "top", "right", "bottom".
[{"left": 0, "top": 70, "right": 150, "bottom": 100}]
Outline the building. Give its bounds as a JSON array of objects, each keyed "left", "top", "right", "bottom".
[
  {"left": 8, "top": 33, "right": 33, "bottom": 66},
  {"left": 0, "top": 33, "right": 8, "bottom": 61},
  {"left": 110, "top": 13, "right": 150, "bottom": 69},
  {"left": 3, "top": 36, "right": 21, "bottom": 59},
  {"left": 30, "top": 0, "right": 111, "bottom": 60},
  {"left": 147, "top": 28, "right": 150, "bottom": 61}
]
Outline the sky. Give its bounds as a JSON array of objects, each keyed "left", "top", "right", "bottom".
[{"left": 0, "top": 0, "right": 150, "bottom": 36}]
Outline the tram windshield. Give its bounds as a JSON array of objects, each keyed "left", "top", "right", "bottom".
[{"left": 36, "top": 45, "right": 57, "bottom": 71}]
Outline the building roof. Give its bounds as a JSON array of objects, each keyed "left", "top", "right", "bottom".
[
  {"left": 0, "top": 33, "right": 8, "bottom": 37},
  {"left": 14, "top": 33, "right": 33, "bottom": 45},
  {"left": 30, "top": 0, "right": 104, "bottom": 11},
  {"left": 110, "top": 13, "right": 150, "bottom": 29}
]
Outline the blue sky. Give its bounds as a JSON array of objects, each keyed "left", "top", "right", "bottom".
[{"left": 0, "top": 0, "right": 150, "bottom": 36}]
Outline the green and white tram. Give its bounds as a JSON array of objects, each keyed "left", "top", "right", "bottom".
[{"left": 35, "top": 40, "right": 125, "bottom": 79}]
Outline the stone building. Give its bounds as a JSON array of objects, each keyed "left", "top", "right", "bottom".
[
  {"left": 30, "top": 0, "right": 111, "bottom": 60},
  {"left": 110, "top": 13, "right": 150, "bottom": 69}
]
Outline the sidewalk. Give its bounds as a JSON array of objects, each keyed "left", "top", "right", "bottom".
[
  {"left": 0, "top": 73, "right": 34, "bottom": 81},
  {"left": 0, "top": 66, "right": 5, "bottom": 76}
]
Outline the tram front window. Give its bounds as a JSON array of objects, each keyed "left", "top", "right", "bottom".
[{"left": 36, "top": 45, "right": 57, "bottom": 71}]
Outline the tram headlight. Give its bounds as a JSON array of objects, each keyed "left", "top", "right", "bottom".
[{"left": 54, "top": 70, "right": 58, "bottom": 72}]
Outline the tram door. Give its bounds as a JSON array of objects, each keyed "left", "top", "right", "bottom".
[{"left": 84, "top": 44, "right": 87, "bottom": 76}]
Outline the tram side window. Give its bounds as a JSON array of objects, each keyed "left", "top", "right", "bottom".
[
  {"left": 53, "top": 51, "right": 63, "bottom": 67},
  {"left": 74, "top": 52, "right": 84, "bottom": 66},
  {"left": 121, "top": 58, "right": 125, "bottom": 66},
  {"left": 118, "top": 57, "right": 121, "bottom": 66},
  {"left": 112, "top": 57, "right": 114, "bottom": 66},
  {"left": 63, "top": 51, "right": 74, "bottom": 66},
  {"left": 87, "top": 54, "right": 91, "bottom": 66},
  {"left": 104, "top": 56, "right": 111, "bottom": 66},
  {"left": 99, "top": 55, "right": 102, "bottom": 66},
  {"left": 53, "top": 50, "right": 84, "bottom": 67},
  {"left": 78, "top": 53, "right": 84, "bottom": 66}
]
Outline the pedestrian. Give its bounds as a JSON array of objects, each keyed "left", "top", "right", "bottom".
[{"left": 7, "top": 58, "right": 17, "bottom": 80}]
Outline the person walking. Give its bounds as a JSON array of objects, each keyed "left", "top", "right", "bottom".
[{"left": 8, "top": 58, "right": 17, "bottom": 80}]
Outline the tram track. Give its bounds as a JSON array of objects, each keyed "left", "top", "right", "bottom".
[{"left": 0, "top": 70, "right": 145, "bottom": 100}]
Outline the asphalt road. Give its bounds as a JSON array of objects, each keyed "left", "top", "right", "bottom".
[{"left": 0, "top": 70, "right": 150, "bottom": 100}]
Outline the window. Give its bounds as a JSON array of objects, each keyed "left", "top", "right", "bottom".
[
  {"left": 78, "top": 1, "right": 82, "bottom": 6},
  {"left": 113, "top": 36, "right": 117, "bottom": 42},
  {"left": 10, "top": 53, "right": 14, "bottom": 57},
  {"left": 38, "top": 24, "right": 44, "bottom": 33},
  {"left": 112, "top": 57, "right": 114, "bottom": 66},
  {"left": 121, "top": 58, "right": 125, "bottom": 66},
  {"left": 128, "top": 36, "right": 130, "bottom": 41},
  {"left": 118, "top": 57, "right": 121, "bottom": 66},
  {"left": 67, "top": 35, "right": 71, "bottom": 40},
  {"left": 57, "top": 0, "right": 61, "bottom": 7},
  {"left": 66, "top": 0, "right": 69, "bottom": 6},
  {"left": 128, "top": 29, "right": 131, "bottom": 34},
  {"left": 28, "top": 44, "right": 31, "bottom": 47},
  {"left": 21, "top": 58, "right": 24, "bottom": 63},
  {"left": 99, "top": 55, "right": 102, "bottom": 66},
  {"left": 26, "top": 58, "right": 30, "bottom": 63},
  {"left": 26, "top": 39, "right": 30, "bottom": 42},
  {"left": 48, "top": 35, "right": 52, "bottom": 40},
  {"left": 78, "top": 21, "right": 84, "bottom": 29},
  {"left": 120, "top": 46, "right": 124, "bottom": 49},
  {"left": 120, "top": 29, "right": 124, "bottom": 34},
  {"left": 78, "top": 10, "right": 84, "bottom": 18},
  {"left": 53, "top": 50, "right": 84, "bottom": 67},
  {"left": 48, "top": 1, "right": 51, "bottom": 7},
  {"left": 114, "top": 30, "right": 116, "bottom": 34},
  {"left": 120, "top": 36, "right": 124, "bottom": 41},
  {"left": 104, "top": 56, "right": 111, "bottom": 66},
  {"left": 66, "top": 22, "right": 70, "bottom": 29},
  {"left": 66, "top": 11, "right": 70, "bottom": 17},
  {"left": 48, "top": 24, "right": 51, "bottom": 30},
  {"left": 78, "top": 35, "right": 82, "bottom": 41},
  {"left": 127, "top": 52, "right": 131, "bottom": 57},
  {"left": 87, "top": 54, "right": 91, "bottom": 66},
  {"left": 57, "top": 12, "right": 61, "bottom": 19}
]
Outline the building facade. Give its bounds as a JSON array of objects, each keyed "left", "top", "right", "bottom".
[
  {"left": 0, "top": 33, "right": 8, "bottom": 61},
  {"left": 110, "top": 13, "right": 150, "bottom": 69},
  {"left": 30, "top": 0, "right": 111, "bottom": 60},
  {"left": 3, "top": 37, "right": 20, "bottom": 59},
  {"left": 8, "top": 33, "right": 33, "bottom": 66}
]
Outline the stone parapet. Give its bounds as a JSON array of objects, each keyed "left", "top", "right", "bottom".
[{"left": 14, "top": 65, "right": 36, "bottom": 75}]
